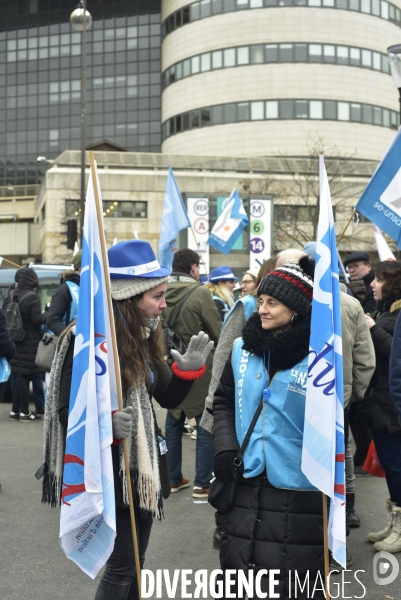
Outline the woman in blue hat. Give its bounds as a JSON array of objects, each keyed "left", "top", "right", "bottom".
[
  {"left": 204, "top": 266, "right": 237, "bottom": 322},
  {"left": 43, "top": 240, "right": 213, "bottom": 600}
]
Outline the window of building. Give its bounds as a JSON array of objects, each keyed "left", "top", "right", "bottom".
[
  {"left": 102, "top": 201, "right": 148, "bottom": 219},
  {"left": 162, "top": 0, "right": 399, "bottom": 39},
  {"left": 163, "top": 99, "right": 397, "bottom": 140}
]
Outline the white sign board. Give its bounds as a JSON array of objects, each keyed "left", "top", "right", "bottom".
[
  {"left": 187, "top": 197, "right": 210, "bottom": 274},
  {"left": 249, "top": 199, "right": 272, "bottom": 270}
]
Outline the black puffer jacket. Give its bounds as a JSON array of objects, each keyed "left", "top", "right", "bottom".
[
  {"left": 47, "top": 271, "right": 80, "bottom": 336},
  {"left": 0, "top": 308, "right": 15, "bottom": 360},
  {"left": 6, "top": 268, "right": 46, "bottom": 375},
  {"left": 213, "top": 314, "right": 324, "bottom": 599},
  {"left": 359, "top": 298, "right": 401, "bottom": 434}
]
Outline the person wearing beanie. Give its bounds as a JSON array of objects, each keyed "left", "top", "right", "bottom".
[
  {"left": 47, "top": 250, "right": 82, "bottom": 336},
  {"left": 6, "top": 267, "right": 47, "bottom": 421},
  {"left": 43, "top": 239, "right": 214, "bottom": 600},
  {"left": 212, "top": 260, "right": 326, "bottom": 598}
]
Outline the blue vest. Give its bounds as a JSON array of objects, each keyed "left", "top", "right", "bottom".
[
  {"left": 212, "top": 295, "right": 228, "bottom": 315},
  {"left": 223, "top": 294, "right": 257, "bottom": 325},
  {"left": 232, "top": 338, "right": 316, "bottom": 491},
  {"left": 62, "top": 281, "right": 79, "bottom": 324}
]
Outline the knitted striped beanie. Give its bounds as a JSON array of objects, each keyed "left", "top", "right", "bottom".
[{"left": 257, "top": 262, "right": 313, "bottom": 316}]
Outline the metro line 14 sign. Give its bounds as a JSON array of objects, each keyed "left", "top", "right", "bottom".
[{"left": 249, "top": 199, "right": 273, "bottom": 269}]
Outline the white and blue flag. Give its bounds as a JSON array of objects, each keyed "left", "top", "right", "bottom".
[
  {"left": 356, "top": 128, "right": 401, "bottom": 249},
  {"left": 60, "top": 164, "right": 119, "bottom": 579},
  {"left": 301, "top": 155, "right": 346, "bottom": 568},
  {"left": 158, "top": 166, "right": 191, "bottom": 268},
  {"left": 207, "top": 189, "right": 249, "bottom": 254}
]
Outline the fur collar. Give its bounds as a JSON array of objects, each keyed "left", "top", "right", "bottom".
[
  {"left": 390, "top": 299, "right": 401, "bottom": 313},
  {"left": 242, "top": 312, "right": 311, "bottom": 375},
  {"left": 378, "top": 298, "right": 401, "bottom": 314}
]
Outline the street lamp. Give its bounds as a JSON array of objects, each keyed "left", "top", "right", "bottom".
[
  {"left": 387, "top": 44, "right": 401, "bottom": 126},
  {"left": 70, "top": 0, "right": 92, "bottom": 244}
]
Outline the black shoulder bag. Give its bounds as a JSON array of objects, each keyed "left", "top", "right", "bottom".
[{"left": 208, "top": 396, "right": 264, "bottom": 513}]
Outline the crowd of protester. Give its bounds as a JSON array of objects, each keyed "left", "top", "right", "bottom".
[{"left": 2, "top": 239, "right": 401, "bottom": 600}]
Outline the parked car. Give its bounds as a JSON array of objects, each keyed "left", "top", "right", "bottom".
[
  {"left": 0, "top": 266, "right": 70, "bottom": 310},
  {"left": 0, "top": 265, "right": 71, "bottom": 402}
]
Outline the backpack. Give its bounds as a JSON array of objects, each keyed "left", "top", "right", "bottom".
[
  {"left": 162, "top": 286, "right": 197, "bottom": 368},
  {"left": 4, "top": 290, "right": 35, "bottom": 342}
]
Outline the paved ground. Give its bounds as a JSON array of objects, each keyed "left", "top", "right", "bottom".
[{"left": 0, "top": 400, "right": 400, "bottom": 599}]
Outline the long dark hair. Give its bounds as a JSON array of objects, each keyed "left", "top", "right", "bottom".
[
  {"left": 375, "top": 260, "right": 401, "bottom": 301},
  {"left": 112, "top": 296, "right": 165, "bottom": 392}
]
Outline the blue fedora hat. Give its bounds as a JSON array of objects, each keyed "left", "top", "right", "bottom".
[
  {"left": 209, "top": 266, "right": 238, "bottom": 282},
  {"left": 108, "top": 240, "right": 171, "bottom": 279}
]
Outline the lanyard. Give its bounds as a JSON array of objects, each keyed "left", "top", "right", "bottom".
[{"left": 263, "top": 350, "right": 271, "bottom": 403}]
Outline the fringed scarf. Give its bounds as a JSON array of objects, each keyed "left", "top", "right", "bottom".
[
  {"left": 42, "top": 318, "right": 163, "bottom": 520},
  {"left": 42, "top": 324, "right": 75, "bottom": 507},
  {"left": 118, "top": 317, "right": 163, "bottom": 519}
]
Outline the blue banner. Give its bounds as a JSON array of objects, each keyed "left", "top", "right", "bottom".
[
  {"left": 356, "top": 129, "right": 401, "bottom": 249},
  {"left": 208, "top": 189, "right": 249, "bottom": 254},
  {"left": 158, "top": 166, "right": 191, "bottom": 268},
  {"left": 59, "top": 164, "right": 118, "bottom": 579}
]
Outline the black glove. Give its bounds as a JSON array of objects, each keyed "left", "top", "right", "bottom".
[{"left": 214, "top": 451, "right": 241, "bottom": 482}]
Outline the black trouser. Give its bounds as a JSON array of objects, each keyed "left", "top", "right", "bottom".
[
  {"left": 11, "top": 373, "right": 30, "bottom": 415},
  {"left": 94, "top": 508, "right": 153, "bottom": 600},
  {"left": 349, "top": 401, "right": 372, "bottom": 466}
]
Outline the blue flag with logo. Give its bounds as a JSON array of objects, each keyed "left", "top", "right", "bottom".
[
  {"left": 207, "top": 189, "right": 249, "bottom": 254},
  {"left": 59, "top": 164, "right": 119, "bottom": 578},
  {"left": 302, "top": 155, "right": 346, "bottom": 568},
  {"left": 158, "top": 166, "right": 191, "bottom": 269},
  {"left": 356, "top": 129, "right": 401, "bottom": 249}
]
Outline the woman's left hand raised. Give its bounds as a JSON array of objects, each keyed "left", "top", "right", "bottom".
[{"left": 171, "top": 331, "right": 214, "bottom": 371}]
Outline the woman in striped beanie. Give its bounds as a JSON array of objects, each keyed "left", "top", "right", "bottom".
[{"left": 212, "top": 257, "right": 326, "bottom": 599}]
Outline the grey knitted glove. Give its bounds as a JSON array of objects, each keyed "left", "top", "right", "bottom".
[
  {"left": 112, "top": 406, "right": 134, "bottom": 440},
  {"left": 171, "top": 331, "right": 214, "bottom": 371}
]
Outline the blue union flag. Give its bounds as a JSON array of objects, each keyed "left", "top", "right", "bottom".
[
  {"left": 356, "top": 128, "right": 401, "bottom": 249},
  {"left": 301, "top": 155, "right": 346, "bottom": 569},
  {"left": 59, "top": 164, "right": 119, "bottom": 578},
  {"left": 207, "top": 189, "right": 249, "bottom": 255}
]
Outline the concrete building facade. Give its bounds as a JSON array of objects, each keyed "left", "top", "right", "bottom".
[{"left": 34, "top": 149, "right": 393, "bottom": 270}]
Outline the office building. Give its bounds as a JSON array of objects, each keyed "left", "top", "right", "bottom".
[{"left": 0, "top": 0, "right": 162, "bottom": 187}]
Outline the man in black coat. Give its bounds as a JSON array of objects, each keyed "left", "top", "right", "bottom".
[
  {"left": 343, "top": 251, "right": 377, "bottom": 314},
  {"left": 47, "top": 250, "right": 81, "bottom": 336}
]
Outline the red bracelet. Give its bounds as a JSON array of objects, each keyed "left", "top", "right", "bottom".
[{"left": 171, "top": 362, "right": 206, "bottom": 380}]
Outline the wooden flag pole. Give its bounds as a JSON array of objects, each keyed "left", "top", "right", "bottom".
[
  {"left": 1, "top": 257, "right": 21, "bottom": 268},
  {"left": 89, "top": 152, "right": 142, "bottom": 600},
  {"left": 322, "top": 494, "right": 331, "bottom": 599},
  {"left": 337, "top": 209, "right": 356, "bottom": 247}
]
